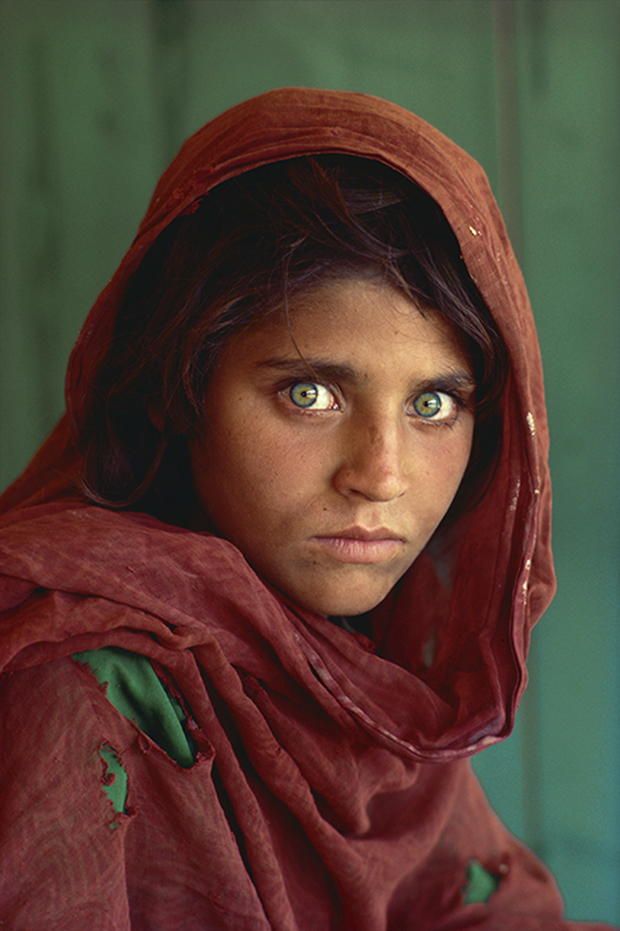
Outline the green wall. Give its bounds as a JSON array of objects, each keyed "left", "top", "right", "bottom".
[{"left": 1, "top": 1, "right": 618, "bottom": 923}]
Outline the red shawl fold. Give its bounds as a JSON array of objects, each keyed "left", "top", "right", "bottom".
[{"left": 0, "top": 88, "right": 613, "bottom": 929}]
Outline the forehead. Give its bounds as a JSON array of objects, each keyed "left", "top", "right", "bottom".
[{"left": 222, "top": 276, "right": 473, "bottom": 380}]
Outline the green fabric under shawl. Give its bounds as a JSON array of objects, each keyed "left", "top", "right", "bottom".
[{"left": 73, "top": 646, "right": 196, "bottom": 782}]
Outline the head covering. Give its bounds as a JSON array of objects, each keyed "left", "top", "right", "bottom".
[{"left": 1, "top": 89, "right": 611, "bottom": 930}]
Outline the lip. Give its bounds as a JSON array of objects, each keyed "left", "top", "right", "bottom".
[{"left": 310, "top": 527, "right": 406, "bottom": 564}]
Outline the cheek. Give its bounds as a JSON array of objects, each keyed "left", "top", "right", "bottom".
[
  {"left": 451, "top": 431, "right": 474, "bottom": 482},
  {"left": 238, "top": 439, "right": 326, "bottom": 524},
  {"left": 192, "top": 415, "right": 312, "bottom": 533},
  {"left": 423, "top": 429, "right": 474, "bottom": 512}
]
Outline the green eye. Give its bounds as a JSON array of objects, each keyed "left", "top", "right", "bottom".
[
  {"left": 289, "top": 382, "right": 336, "bottom": 410},
  {"left": 413, "top": 392, "right": 443, "bottom": 418},
  {"left": 290, "top": 382, "right": 319, "bottom": 408}
]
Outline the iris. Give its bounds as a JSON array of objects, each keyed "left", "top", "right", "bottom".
[
  {"left": 290, "top": 383, "right": 319, "bottom": 408},
  {"left": 413, "top": 391, "right": 442, "bottom": 418}
]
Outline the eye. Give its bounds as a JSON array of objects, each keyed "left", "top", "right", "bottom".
[
  {"left": 410, "top": 391, "right": 457, "bottom": 422},
  {"left": 289, "top": 381, "right": 337, "bottom": 410}
]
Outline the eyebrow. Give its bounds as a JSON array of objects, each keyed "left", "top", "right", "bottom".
[
  {"left": 257, "top": 358, "right": 357, "bottom": 381},
  {"left": 255, "top": 357, "right": 477, "bottom": 394}
]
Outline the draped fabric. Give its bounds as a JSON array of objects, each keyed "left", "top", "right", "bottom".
[{"left": 0, "top": 88, "right": 613, "bottom": 929}]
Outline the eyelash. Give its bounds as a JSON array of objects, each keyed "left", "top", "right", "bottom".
[{"left": 281, "top": 380, "right": 469, "bottom": 426}]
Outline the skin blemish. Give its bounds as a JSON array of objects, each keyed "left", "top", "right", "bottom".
[{"left": 526, "top": 412, "right": 536, "bottom": 436}]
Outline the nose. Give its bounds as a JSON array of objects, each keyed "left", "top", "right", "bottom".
[{"left": 333, "top": 418, "right": 409, "bottom": 502}]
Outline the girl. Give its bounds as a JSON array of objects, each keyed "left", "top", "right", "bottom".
[{"left": 0, "top": 88, "right": 614, "bottom": 930}]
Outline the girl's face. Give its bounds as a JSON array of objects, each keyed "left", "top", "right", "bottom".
[{"left": 190, "top": 277, "right": 475, "bottom": 617}]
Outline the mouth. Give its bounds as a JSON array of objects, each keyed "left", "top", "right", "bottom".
[{"left": 310, "top": 527, "right": 406, "bottom": 565}]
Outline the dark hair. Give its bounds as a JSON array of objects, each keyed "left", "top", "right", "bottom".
[{"left": 79, "top": 155, "right": 507, "bottom": 523}]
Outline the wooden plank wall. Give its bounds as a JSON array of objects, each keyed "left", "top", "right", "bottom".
[{"left": 1, "top": 1, "right": 618, "bottom": 923}]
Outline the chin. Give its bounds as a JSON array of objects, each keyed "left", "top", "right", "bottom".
[{"left": 296, "top": 586, "right": 391, "bottom": 620}]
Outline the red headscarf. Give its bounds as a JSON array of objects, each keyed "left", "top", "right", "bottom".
[{"left": 0, "top": 89, "right": 611, "bottom": 930}]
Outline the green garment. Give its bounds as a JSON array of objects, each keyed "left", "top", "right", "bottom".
[
  {"left": 73, "top": 647, "right": 196, "bottom": 812},
  {"left": 463, "top": 859, "right": 501, "bottom": 905}
]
